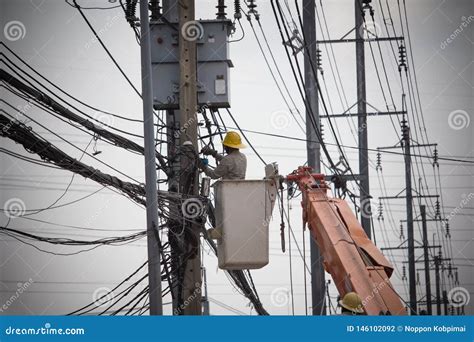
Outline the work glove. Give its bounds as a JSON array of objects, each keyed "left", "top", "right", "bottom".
[
  {"left": 197, "top": 158, "right": 209, "bottom": 171},
  {"left": 201, "top": 146, "right": 217, "bottom": 157}
]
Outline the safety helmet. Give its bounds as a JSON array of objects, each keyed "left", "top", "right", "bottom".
[
  {"left": 222, "top": 131, "right": 246, "bottom": 149},
  {"left": 339, "top": 292, "right": 364, "bottom": 313}
]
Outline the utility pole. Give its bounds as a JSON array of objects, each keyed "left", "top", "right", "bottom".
[
  {"left": 318, "top": 2, "right": 406, "bottom": 235},
  {"left": 420, "top": 205, "right": 432, "bottom": 315},
  {"left": 402, "top": 118, "right": 416, "bottom": 314},
  {"left": 302, "top": 0, "right": 326, "bottom": 316},
  {"left": 434, "top": 255, "right": 441, "bottom": 315},
  {"left": 379, "top": 119, "right": 439, "bottom": 315},
  {"left": 159, "top": 0, "right": 183, "bottom": 315},
  {"left": 178, "top": 0, "right": 202, "bottom": 315},
  {"left": 355, "top": 0, "right": 371, "bottom": 238},
  {"left": 202, "top": 266, "right": 210, "bottom": 315},
  {"left": 442, "top": 290, "right": 449, "bottom": 315},
  {"left": 139, "top": 0, "right": 163, "bottom": 315}
]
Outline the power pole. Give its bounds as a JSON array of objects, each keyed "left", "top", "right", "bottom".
[
  {"left": 302, "top": 0, "right": 325, "bottom": 316},
  {"left": 158, "top": 0, "right": 183, "bottom": 315},
  {"left": 402, "top": 118, "right": 416, "bottom": 314},
  {"left": 379, "top": 119, "right": 439, "bottom": 315},
  {"left": 139, "top": 0, "right": 163, "bottom": 315},
  {"left": 355, "top": 0, "right": 371, "bottom": 238},
  {"left": 178, "top": 0, "right": 202, "bottom": 315},
  {"left": 318, "top": 3, "right": 406, "bottom": 239},
  {"left": 434, "top": 255, "right": 441, "bottom": 315},
  {"left": 442, "top": 290, "right": 449, "bottom": 315},
  {"left": 202, "top": 266, "right": 210, "bottom": 315},
  {"left": 420, "top": 205, "right": 432, "bottom": 315}
]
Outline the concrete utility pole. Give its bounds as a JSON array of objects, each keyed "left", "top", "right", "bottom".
[
  {"left": 178, "top": 0, "right": 202, "bottom": 315},
  {"left": 302, "top": 0, "right": 326, "bottom": 316},
  {"left": 159, "top": 0, "right": 182, "bottom": 314},
  {"left": 402, "top": 119, "right": 417, "bottom": 314},
  {"left": 355, "top": 0, "right": 371, "bottom": 238},
  {"left": 139, "top": 0, "right": 163, "bottom": 315},
  {"left": 420, "top": 205, "right": 432, "bottom": 315}
]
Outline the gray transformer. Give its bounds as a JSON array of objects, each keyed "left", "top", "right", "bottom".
[{"left": 150, "top": 19, "right": 233, "bottom": 110}]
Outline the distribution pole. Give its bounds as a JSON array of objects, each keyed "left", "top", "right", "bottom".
[
  {"left": 139, "top": 0, "right": 163, "bottom": 315},
  {"left": 303, "top": 0, "right": 326, "bottom": 316},
  {"left": 355, "top": 0, "right": 371, "bottom": 238},
  {"left": 420, "top": 205, "right": 432, "bottom": 315},
  {"left": 160, "top": 0, "right": 182, "bottom": 314},
  {"left": 434, "top": 255, "right": 441, "bottom": 315},
  {"left": 402, "top": 118, "right": 417, "bottom": 314},
  {"left": 202, "top": 266, "right": 210, "bottom": 315},
  {"left": 178, "top": 0, "right": 202, "bottom": 315},
  {"left": 442, "top": 290, "right": 449, "bottom": 315}
]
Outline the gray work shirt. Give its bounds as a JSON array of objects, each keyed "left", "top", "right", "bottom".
[{"left": 204, "top": 150, "right": 247, "bottom": 180}]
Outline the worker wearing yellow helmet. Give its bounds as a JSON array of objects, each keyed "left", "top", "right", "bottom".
[
  {"left": 200, "top": 131, "right": 247, "bottom": 180},
  {"left": 339, "top": 292, "right": 365, "bottom": 315}
]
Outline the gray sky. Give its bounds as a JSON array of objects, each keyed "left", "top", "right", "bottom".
[{"left": 1, "top": 0, "right": 472, "bottom": 316}]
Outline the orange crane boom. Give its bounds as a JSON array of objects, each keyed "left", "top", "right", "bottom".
[{"left": 287, "top": 167, "right": 407, "bottom": 315}]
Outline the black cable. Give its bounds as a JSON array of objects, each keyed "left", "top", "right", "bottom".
[
  {"left": 0, "top": 61, "right": 144, "bottom": 139},
  {"left": 218, "top": 124, "right": 474, "bottom": 164},
  {"left": 245, "top": 13, "right": 305, "bottom": 133},
  {"left": 67, "top": 262, "right": 148, "bottom": 315},
  {"left": 65, "top": 0, "right": 121, "bottom": 10},
  {"left": 0, "top": 105, "right": 143, "bottom": 185},
  {"left": 224, "top": 108, "right": 266, "bottom": 165},
  {"left": 72, "top": 0, "right": 141, "bottom": 98},
  {"left": 0, "top": 226, "right": 146, "bottom": 246},
  {"left": 0, "top": 44, "right": 143, "bottom": 123}
]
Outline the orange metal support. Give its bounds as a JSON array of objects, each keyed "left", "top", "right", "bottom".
[{"left": 287, "top": 166, "right": 406, "bottom": 315}]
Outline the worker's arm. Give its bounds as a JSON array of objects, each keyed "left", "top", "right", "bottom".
[
  {"left": 201, "top": 146, "right": 224, "bottom": 162},
  {"left": 203, "top": 157, "right": 230, "bottom": 179},
  {"left": 213, "top": 152, "right": 224, "bottom": 162}
]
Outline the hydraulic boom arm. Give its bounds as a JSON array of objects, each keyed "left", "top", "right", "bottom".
[{"left": 287, "top": 167, "right": 406, "bottom": 315}]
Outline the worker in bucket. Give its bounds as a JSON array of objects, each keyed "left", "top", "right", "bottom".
[
  {"left": 199, "top": 131, "right": 247, "bottom": 180},
  {"left": 338, "top": 292, "right": 365, "bottom": 315}
]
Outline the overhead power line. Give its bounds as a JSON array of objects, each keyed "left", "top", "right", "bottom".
[{"left": 0, "top": 69, "right": 169, "bottom": 176}]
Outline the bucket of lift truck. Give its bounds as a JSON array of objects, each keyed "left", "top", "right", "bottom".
[{"left": 209, "top": 163, "right": 280, "bottom": 270}]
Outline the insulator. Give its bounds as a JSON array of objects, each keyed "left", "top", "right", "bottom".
[
  {"left": 438, "top": 250, "right": 442, "bottom": 259},
  {"left": 455, "top": 271, "right": 459, "bottom": 285},
  {"left": 149, "top": 0, "right": 161, "bottom": 20},
  {"left": 247, "top": 0, "right": 258, "bottom": 17},
  {"left": 434, "top": 200, "right": 441, "bottom": 220},
  {"left": 398, "top": 44, "right": 407, "bottom": 72},
  {"left": 320, "top": 121, "right": 324, "bottom": 140},
  {"left": 377, "top": 200, "right": 384, "bottom": 221},
  {"left": 448, "top": 263, "right": 453, "bottom": 278},
  {"left": 216, "top": 0, "right": 227, "bottom": 19},
  {"left": 401, "top": 118, "right": 409, "bottom": 142},
  {"left": 361, "top": 0, "right": 372, "bottom": 17},
  {"left": 125, "top": 0, "right": 139, "bottom": 24},
  {"left": 416, "top": 272, "right": 420, "bottom": 285},
  {"left": 234, "top": 0, "right": 242, "bottom": 20},
  {"left": 376, "top": 151, "right": 382, "bottom": 171},
  {"left": 433, "top": 147, "right": 439, "bottom": 167},
  {"left": 445, "top": 221, "right": 451, "bottom": 238},
  {"left": 400, "top": 223, "right": 405, "bottom": 240},
  {"left": 402, "top": 265, "right": 407, "bottom": 280},
  {"left": 316, "top": 48, "right": 323, "bottom": 75}
]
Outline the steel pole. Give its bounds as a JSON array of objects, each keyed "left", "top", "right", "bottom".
[{"left": 139, "top": 0, "right": 163, "bottom": 315}]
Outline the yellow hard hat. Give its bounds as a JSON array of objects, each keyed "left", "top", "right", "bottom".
[
  {"left": 222, "top": 131, "right": 246, "bottom": 149},
  {"left": 339, "top": 292, "right": 364, "bottom": 313}
]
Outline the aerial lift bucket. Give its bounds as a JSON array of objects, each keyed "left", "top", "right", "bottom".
[{"left": 210, "top": 163, "right": 279, "bottom": 270}]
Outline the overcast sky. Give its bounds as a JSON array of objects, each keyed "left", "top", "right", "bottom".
[{"left": 1, "top": 0, "right": 472, "bottom": 316}]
